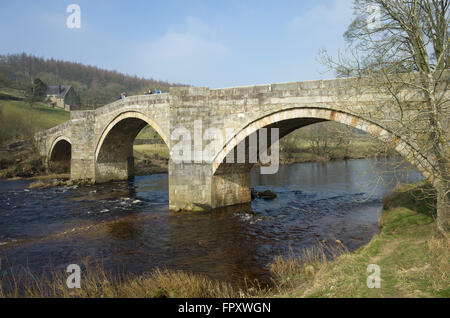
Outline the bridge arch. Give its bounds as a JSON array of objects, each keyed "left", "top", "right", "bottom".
[
  {"left": 95, "top": 111, "right": 169, "bottom": 182},
  {"left": 212, "top": 107, "right": 431, "bottom": 180},
  {"left": 48, "top": 136, "right": 72, "bottom": 173},
  {"left": 95, "top": 111, "right": 169, "bottom": 160}
]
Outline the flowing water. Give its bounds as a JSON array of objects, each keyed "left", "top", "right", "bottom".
[{"left": 0, "top": 158, "right": 422, "bottom": 286}]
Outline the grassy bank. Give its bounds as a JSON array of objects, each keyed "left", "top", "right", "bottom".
[
  {"left": 133, "top": 144, "right": 169, "bottom": 175},
  {"left": 0, "top": 99, "right": 70, "bottom": 178},
  {"left": 271, "top": 181, "right": 449, "bottom": 298},
  {"left": 131, "top": 138, "right": 385, "bottom": 167},
  {"left": 0, "top": 99, "right": 69, "bottom": 143},
  {"left": 1, "top": 182, "right": 447, "bottom": 298},
  {"left": 280, "top": 139, "right": 384, "bottom": 164}
]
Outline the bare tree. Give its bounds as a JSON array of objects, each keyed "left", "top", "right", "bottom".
[
  {"left": 307, "top": 124, "right": 329, "bottom": 159},
  {"left": 321, "top": 0, "right": 449, "bottom": 235}
]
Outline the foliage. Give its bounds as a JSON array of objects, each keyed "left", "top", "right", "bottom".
[
  {"left": 0, "top": 53, "right": 185, "bottom": 109},
  {"left": 32, "top": 78, "right": 47, "bottom": 103}
]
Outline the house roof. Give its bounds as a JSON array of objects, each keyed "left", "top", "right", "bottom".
[{"left": 46, "top": 85, "right": 72, "bottom": 99}]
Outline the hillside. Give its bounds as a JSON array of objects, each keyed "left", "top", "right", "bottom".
[
  {"left": 0, "top": 53, "right": 185, "bottom": 109},
  {"left": 0, "top": 98, "right": 71, "bottom": 178},
  {"left": 0, "top": 99, "right": 69, "bottom": 145}
]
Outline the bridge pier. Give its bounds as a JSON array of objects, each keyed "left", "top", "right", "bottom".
[
  {"left": 168, "top": 161, "right": 252, "bottom": 211},
  {"left": 95, "top": 152, "right": 135, "bottom": 183},
  {"left": 70, "top": 110, "right": 96, "bottom": 181},
  {"left": 168, "top": 161, "right": 213, "bottom": 211},
  {"left": 212, "top": 164, "right": 252, "bottom": 209}
]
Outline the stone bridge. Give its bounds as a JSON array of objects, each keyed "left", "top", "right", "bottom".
[{"left": 36, "top": 75, "right": 448, "bottom": 211}]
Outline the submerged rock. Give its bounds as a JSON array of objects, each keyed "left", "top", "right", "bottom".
[
  {"left": 29, "top": 179, "right": 64, "bottom": 189},
  {"left": 182, "top": 203, "right": 211, "bottom": 213},
  {"left": 261, "top": 190, "right": 277, "bottom": 200},
  {"left": 251, "top": 188, "right": 277, "bottom": 201}
]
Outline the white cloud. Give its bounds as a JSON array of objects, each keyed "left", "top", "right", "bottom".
[
  {"left": 290, "top": 0, "right": 353, "bottom": 50},
  {"left": 288, "top": 0, "right": 354, "bottom": 79},
  {"left": 132, "top": 18, "right": 229, "bottom": 86},
  {"left": 144, "top": 32, "right": 227, "bottom": 64}
]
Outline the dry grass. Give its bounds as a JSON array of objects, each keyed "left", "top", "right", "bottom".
[
  {"left": 0, "top": 259, "right": 256, "bottom": 298},
  {"left": 28, "top": 180, "right": 61, "bottom": 189},
  {"left": 269, "top": 243, "right": 348, "bottom": 294}
]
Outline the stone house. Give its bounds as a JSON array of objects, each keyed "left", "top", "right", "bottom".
[{"left": 46, "top": 85, "right": 79, "bottom": 111}]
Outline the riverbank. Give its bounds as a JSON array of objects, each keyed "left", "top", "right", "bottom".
[
  {"left": 0, "top": 144, "right": 168, "bottom": 181},
  {"left": 133, "top": 139, "right": 391, "bottom": 166},
  {"left": 271, "top": 181, "right": 449, "bottom": 298},
  {"left": 279, "top": 139, "right": 394, "bottom": 164},
  {"left": 0, "top": 181, "right": 447, "bottom": 298}
]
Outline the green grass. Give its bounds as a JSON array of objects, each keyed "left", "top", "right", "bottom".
[
  {"left": 0, "top": 88, "right": 24, "bottom": 99},
  {"left": 0, "top": 99, "right": 70, "bottom": 176},
  {"left": 0, "top": 99, "right": 69, "bottom": 132},
  {"left": 136, "top": 125, "right": 163, "bottom": 139},
  {"left": 133, "top": 144, "right": 169, "bottom": 159},
  {"left": 280, "top": 138, "right": 389, "bottom": 164},
  {"left": 0, "top": 99, "right": 69, "bottom": 148},
  {"left": 271, "top": 182, "right": 449, "bottom": 298}
]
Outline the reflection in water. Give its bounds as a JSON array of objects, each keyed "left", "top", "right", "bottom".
[
  {"left": 107, "top": 219, "right": 140, "bottom": 241},
  {"left": 0, "top": 158, "right": 422, "bottom": 286}
]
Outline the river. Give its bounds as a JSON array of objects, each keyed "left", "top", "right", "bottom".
[{"left": 0, "top": 158, "right": 423, "bottom": 286}]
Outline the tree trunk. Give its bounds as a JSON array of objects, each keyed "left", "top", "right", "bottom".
[{"left": 435, "top": 181, "right": 450, "bottom": 237}]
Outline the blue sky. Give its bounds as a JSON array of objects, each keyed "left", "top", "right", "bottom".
[{"left": 0, "top": 0, "right": 355, "bottom": 88}]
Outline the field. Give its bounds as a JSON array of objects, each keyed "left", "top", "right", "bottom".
[
  {"left": 134, "top": 144, "right": 170, "bottom": 160},
  {"left": 0, "top": 99, "right": 69, "bottom": 144}
]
